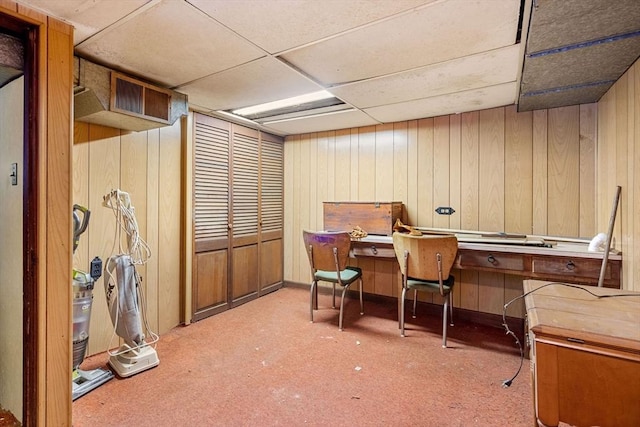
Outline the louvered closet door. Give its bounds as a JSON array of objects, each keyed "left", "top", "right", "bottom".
[
  {"left": 259, "top": 133, "right": 284, "bottom": 294},
  {"left": 192, "top": 114, "right": 230, "bottom": 321},
  {"left": 230, "top": 125, "right": 260, "bottom": 305}
]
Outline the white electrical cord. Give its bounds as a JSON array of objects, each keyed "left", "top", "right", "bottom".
[{"left": 103, "top": 189, "right": 151, "bottom": 265}]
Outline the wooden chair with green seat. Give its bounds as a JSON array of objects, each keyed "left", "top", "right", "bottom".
[
  {"left": 303, "top": 230, "right": 364, "bottom": 331},
  {"left": 392, "top": 232, "right": 458, "bottom": 347}
]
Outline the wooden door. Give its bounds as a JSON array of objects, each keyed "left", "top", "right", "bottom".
[
  {"left": 192, "top": 114, "right": 230, "bottom": 320},
  {"left": 192, "top": 114, "right": 284, "bottom": 319},
  {"left": 230, "top": 125, "right": 260, "bottom": 306},
  {"left": 259, "top": 132, "right": 284, "bottom": 294}
]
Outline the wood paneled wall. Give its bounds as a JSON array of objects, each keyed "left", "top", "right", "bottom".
[
  {"left": 284, "top": 104, "right": 599, "bottom": 318},
  {"left": 73, "top": 121, "right": 182, "bottom": 356},
  {"left": 597, "top": 58, "right": 639, "bottom": 292},
  {"left": 0, "top": 1, "right": 74, "bottom": 424}
]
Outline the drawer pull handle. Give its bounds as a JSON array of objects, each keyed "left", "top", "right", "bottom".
[
  {"left": 566, "top": 260, "right": 575, "bottom": 271},
  {"left": 371, "top": 245, "right": 378, "bottom": 255},
  {"left": 487, "top": 254, "right": 496, "bottom": 264}
]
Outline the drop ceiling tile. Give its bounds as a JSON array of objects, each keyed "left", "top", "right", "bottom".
[
  {"left": 74, "top": 0, "right": 265, "bottom": 87},
  {"left": 260, "top": 109, "right": 380, "bottom": 135},
  {"left": 16, "top": 0, "right": 150, "bottom": 45},
  {"left": 189, "top": 0, "right": 432, "bottom": 54},
  {"left": 331, "top": 44, "right": 521, "bottom": 109},
  {"left": 0, "top": 33, "right": 23, "bottom": 69},
  {"left": 521, "top": 36, "right": 640, "bottom": 93},
  {"left": 281, "top": 0, "right": 520, "bottom": 85},
  {"left": 364, "top": 82, "right": 517, "bottom": 123},
  {"left": 527, "top": 0, "right": 640, "bottom": 53},
  {"left": 518, "top": 83, "right": 609, "bottom": 111},
  {"left": 177, "top": 57, "right": 324, "bottom": 111}
]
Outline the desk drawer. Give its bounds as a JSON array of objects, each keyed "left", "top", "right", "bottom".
[
  {"left": 351, "top": 242, "right": 396, "bottom": 258},
  {"left": 457, "top": 250, "right": 524, "bottom": 272},
  {"left": 532, "top": 257, "right": 607, "bottom": 280}
]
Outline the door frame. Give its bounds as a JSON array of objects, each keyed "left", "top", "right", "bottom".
[
  {"left": 1, "top": 4, "right": 74, "bottom": 425},
  {"left": 0, "top": 10, "right": 39, "bottom": 426}
]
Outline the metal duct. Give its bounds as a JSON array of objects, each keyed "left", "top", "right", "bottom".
[{"left": 74, "top": 57, "right": 188, "bottom": 132}]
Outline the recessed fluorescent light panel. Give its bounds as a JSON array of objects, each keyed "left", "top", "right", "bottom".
[
  {"left": 262, "top": 108, "right": 356, "bottom": 125},
  {"left": 229, "top": 90, "right": 351, "bottom": 123},
  {"left": 215, "top": 110, "right": 260, "bottom": 125}
]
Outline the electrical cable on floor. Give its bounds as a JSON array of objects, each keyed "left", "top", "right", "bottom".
[
  {"left": 501, "top": 281, "right": 640, "bottom": 388},
  {"left": 501, "top": 297, "right": 524, "bottom": 388}
]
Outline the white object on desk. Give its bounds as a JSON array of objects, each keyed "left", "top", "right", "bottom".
[{"left": 588, "top": 232, "right": 608, "bottom": 252}]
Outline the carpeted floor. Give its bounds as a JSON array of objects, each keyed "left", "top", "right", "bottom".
[
  {"left": 0, "top": 409, "right": 19, "bottom": 426},
  {"left": 73, "top": 286, "right": 533, "bottom": 426}
]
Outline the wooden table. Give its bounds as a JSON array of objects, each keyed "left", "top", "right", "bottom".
[
  {"left": 523, "top": 280, "right": 640, "bottom": 427},
  {"left": 350, "top": 235, "right": 622, "bottom": 288}
]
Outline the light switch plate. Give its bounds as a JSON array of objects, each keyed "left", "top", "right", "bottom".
[{"left": 10, "top": 163, "right": 17, "bottom": 186}]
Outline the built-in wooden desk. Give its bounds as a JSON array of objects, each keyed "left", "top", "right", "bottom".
[
  {"left": 523, "top": 280, "right": 640, "bottom": 427},
  {"left": 350, "top": 235, "right": 622, "bottom": 288}
]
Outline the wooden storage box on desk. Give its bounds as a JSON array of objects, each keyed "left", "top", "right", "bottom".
[{"left": 323, "top": 201, "right": 403, "bottom": 236}]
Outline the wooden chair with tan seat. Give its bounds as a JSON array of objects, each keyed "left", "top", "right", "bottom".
[
  {"left": 303, "top": 230, "right": 364, "bottom": 331},
  {"left": 393, "top": 232, "right": 458, "bottom": 347}
]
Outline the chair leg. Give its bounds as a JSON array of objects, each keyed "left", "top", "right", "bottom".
[
  {"left": 359, "top": 278, "right": 364, "bottom": 315},
  {"left": 339, "top": 285, "right": 348, "bottom": 331},
  {"left": 442, "top": 293, "right": 449, "bottom": 348},
  {"left": 332, "top": 283, "right": 336, "bottom": 309},
  {"left": 310, "top": 280, "right": 317, "bottom": 322},
  {"left": 412, "top": 289, "right": 418, "bottom": 318},
  {"left": 400, "top": 287, "right": 407, "bottom": 337},
  {"left": 449, "top": 294, "right": 454, "bottom": 326}
]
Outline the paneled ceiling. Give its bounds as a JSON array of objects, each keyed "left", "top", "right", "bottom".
[{"left": 5, "top": 0, "right": 640, "bottom": 136}]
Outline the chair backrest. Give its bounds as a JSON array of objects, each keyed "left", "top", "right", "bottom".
[
  {"left": 392, "top": 232, "right": 458, "bottom": 281},
  {"left": 303, "top": 230, "right": 352, "bottom": 272}
]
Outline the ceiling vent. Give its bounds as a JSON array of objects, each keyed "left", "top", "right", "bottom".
[{"left": 74, "top": 57, "right": 188, "bottom": 131}]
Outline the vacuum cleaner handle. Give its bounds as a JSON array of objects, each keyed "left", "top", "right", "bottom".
[{"left": 73, "top": 204, "right": 91, "bottom": 253}]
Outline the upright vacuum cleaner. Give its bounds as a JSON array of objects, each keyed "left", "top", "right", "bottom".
[
  {"left": 102, "top": 189, "right": 159, "bottom": 377},
  {"left": 72, "top": 204, "right": 114, "bottom": 400}
]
